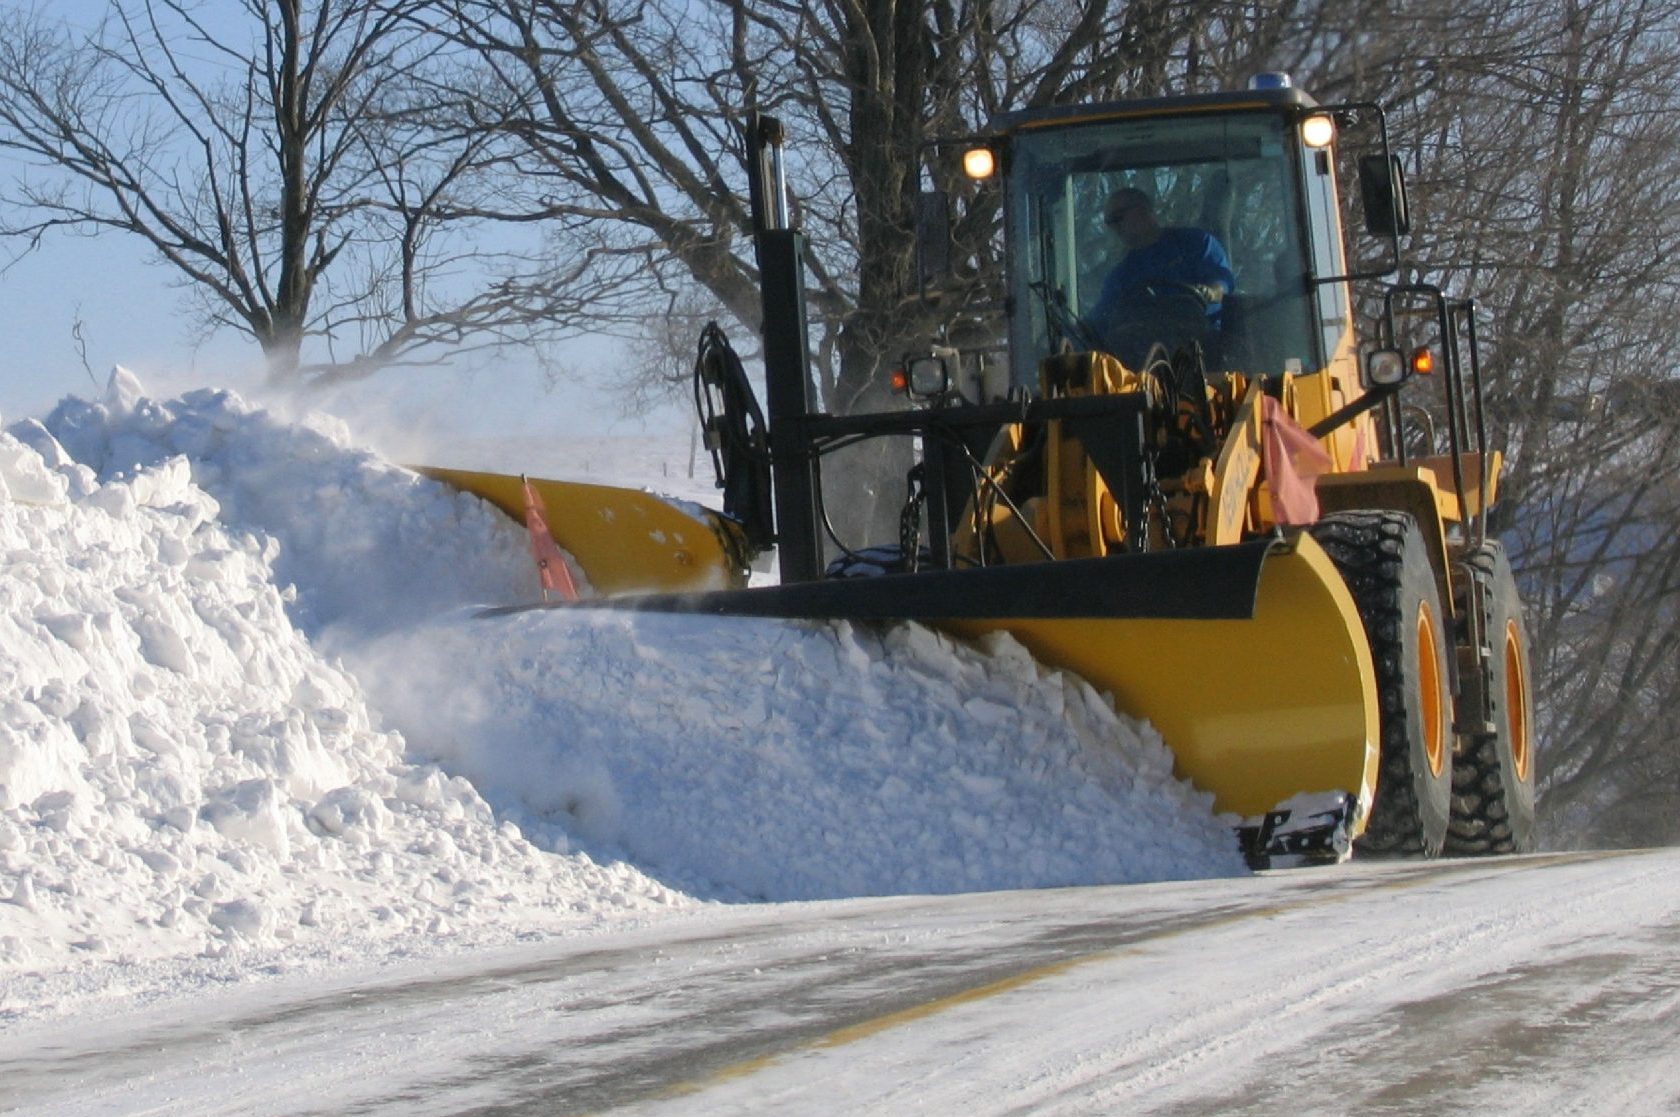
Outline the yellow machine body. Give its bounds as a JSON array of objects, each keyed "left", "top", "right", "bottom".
[{"left": 935, "top": 350, "right": 1390, "bottom": 828}]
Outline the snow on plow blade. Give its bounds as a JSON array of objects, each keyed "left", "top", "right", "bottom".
[
  {"left": 419, "top": 466, "right": 743, "bottom": 597},
  {"left": 480, "top": 528, "right": 1380, "bottom": 832}
]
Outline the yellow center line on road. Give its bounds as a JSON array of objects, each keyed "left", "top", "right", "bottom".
[
  {"left": 644, "top": 851, "right": 1632, "bottom": 1106},
  {"left": 655, "top": 902, "right": 1293, "bottom": 1102}
]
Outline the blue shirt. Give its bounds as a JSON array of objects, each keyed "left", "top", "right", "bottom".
[{"left": 1090, "top": 227, "right": 1235, "bottom": 330}]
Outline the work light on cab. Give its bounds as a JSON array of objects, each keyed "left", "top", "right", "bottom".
[
  {"left": 1301, "top": 114, "right": 1336, "bottom": 148},
  {"left": 962, "top": 146, "right": 996, "bottom": 180}
]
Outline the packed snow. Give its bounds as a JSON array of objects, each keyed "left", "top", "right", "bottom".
[{"left": 0, "top": 371, "right": 1244, "bottom": 1024}]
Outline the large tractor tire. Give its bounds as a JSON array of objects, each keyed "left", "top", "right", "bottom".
[
  {"left": 1445, "top": 542, "right": 1539, "bottom": 854},
  {"left": 1310, "top": 512, "right": 1453, "bottom": 857}
]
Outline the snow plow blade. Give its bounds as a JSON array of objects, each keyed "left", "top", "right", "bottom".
[
  {"left": 418, "top": 466, "right": 745, "bottom": 597},
  {"left": 481, "top": 531, "right": 1379, "bottom": 831},
  {"left": 944, "top": 533, "right": 1381, "bottom": 827}
]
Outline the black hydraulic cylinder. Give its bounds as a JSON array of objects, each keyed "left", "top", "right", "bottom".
[
  {"left": 748, "top": 114, "right": 826, "bottom": 584},
  {"left": 757, "top": 232, "right": 824, "bottom": 583}
]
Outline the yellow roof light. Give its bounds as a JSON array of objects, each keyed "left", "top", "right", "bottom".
[
  {"left": 962, "top": 146, "right": 997, "bottom": 180},
  {"left": 1301, "top": 114, "right": 1336, "bottom": 149}
]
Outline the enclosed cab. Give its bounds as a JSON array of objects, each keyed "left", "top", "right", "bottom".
[
  {"left": 994, "top": 86, "right": 1357, "bottom": 389},
  {"left": 921, "top": 82, "right": 1419, "bottom": 501}
]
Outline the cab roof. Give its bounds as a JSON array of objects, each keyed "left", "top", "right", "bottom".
[{"left": 990, "top": 86, "right": 1320, "bottom": 136}]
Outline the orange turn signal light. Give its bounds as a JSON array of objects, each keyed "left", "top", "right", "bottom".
[{"left": 1411, "top": 346, "right": 1436, "bottom": 375}]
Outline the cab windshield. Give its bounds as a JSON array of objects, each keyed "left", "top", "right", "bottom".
[{"left": 1004, "top": 109, "right": 1324, "bottom": 387}]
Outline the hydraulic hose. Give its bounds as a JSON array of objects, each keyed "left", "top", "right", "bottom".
[{"left": 693, "top": 322, "right": 775, "bottom": 551}]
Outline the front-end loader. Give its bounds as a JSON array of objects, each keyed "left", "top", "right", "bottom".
[{"left": 429, "top": 78, "right": 1538, "bottom": 865}]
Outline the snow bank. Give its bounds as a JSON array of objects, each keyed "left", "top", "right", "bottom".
[
  {"left": 356, "top": 611, "right": 1244, "bottom": 900},
  {"left": 0, "top": 380, "right": 684, "bottom": 1007},
  {"left": 1, "top": 373, "right": 1244, "bottom": 1015}
]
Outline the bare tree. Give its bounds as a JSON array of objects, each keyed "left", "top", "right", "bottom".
[{"left": 0, "top": 0, "right": 598, "bottom": 388}]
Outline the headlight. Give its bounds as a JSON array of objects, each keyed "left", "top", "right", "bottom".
[
  {"left": 895, "top": 351, "right": 957, "bottom": 400},
  {"left": 1366, "top": 348, "right": 1407, "bottom": 386}
]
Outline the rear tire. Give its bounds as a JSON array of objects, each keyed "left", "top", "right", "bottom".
[
  {"left": 1310, "top": 512, "right": 1454, "bottom": 857},
  {"left": 1445, "top": 543, "right": 1539, "bottom": 854}
]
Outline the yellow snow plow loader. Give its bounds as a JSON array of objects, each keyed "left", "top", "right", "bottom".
[{"left": 428, "top": 79, "right": 1537, "bottom": 866}]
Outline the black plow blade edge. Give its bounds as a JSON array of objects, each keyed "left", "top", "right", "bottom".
[{"left": 478, "top": 539, "right": 1272, "bottom": 623}]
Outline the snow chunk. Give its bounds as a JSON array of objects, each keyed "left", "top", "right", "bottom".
[
  {"left": 0, "top": 430, "right": 69, "bottom": 506},
  {"left": 103, "top": 366, "right": 146, "bottom": 414},
  {"left": 200, "top": 779, "right": 293, "bottom": 857},
  {"left": 306, "top": 786, "right": 389, "bottom": 841}
]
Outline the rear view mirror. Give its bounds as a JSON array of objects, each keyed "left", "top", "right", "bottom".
[{"left": 1358, "top": 154, "right": 1411, "bottom": 238}]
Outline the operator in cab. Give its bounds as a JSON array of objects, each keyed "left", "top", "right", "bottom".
[{"left": 1088, "top": 187, "right": 1235, "bottom": 366}]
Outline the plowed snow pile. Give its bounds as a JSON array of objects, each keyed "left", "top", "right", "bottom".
[{"left": 1, "top": 373, "right": 1242, "bottom": 1016}]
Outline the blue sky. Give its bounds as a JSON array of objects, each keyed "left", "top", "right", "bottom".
[
  {"left": 0, "top": 217, "right": 674, "bottom": 442},
  {"left": 0, "top": 198, "right": 686, "bottom": 446},
  {"left": 0, "top": 1, "right": 685, "bottom": 444},
  {"left": 0, "top": 218, "right": 246, "bottom": 418},
  {"left": 0, "top": 1, "right": 182, "bottom": 418}
]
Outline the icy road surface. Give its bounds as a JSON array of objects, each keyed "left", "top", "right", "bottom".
[{"left": 4, "top": 848, "right": 1677, "bottom": 1116}]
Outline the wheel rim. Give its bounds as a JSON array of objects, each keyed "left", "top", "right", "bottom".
[
  {"left": 1418, "top": 602, "right": 1447, "bottom": 777},
  {"left": 1505, "top": 619, "right": 1533, "bottom": 783}
]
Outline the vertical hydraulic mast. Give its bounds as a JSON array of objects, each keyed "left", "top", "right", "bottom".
[{"left": 746, "top": 114, "right": 825, "bottom": 582}]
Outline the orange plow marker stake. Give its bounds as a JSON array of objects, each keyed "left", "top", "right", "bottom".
[{"left": 521, "top": 476, "right": 580, "bottom": 602}]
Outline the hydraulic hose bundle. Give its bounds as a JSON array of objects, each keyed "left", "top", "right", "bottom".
[{"left": 693, "top": 322, "right": 775, "bottom": 551}]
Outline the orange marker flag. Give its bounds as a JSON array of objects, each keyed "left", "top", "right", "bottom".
[
  {"left": 521, "top": 475, "right": 580, "bottom": 602},
  {"left": 1260, "top": 396, "right": 1334, "bottom": 526}
]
